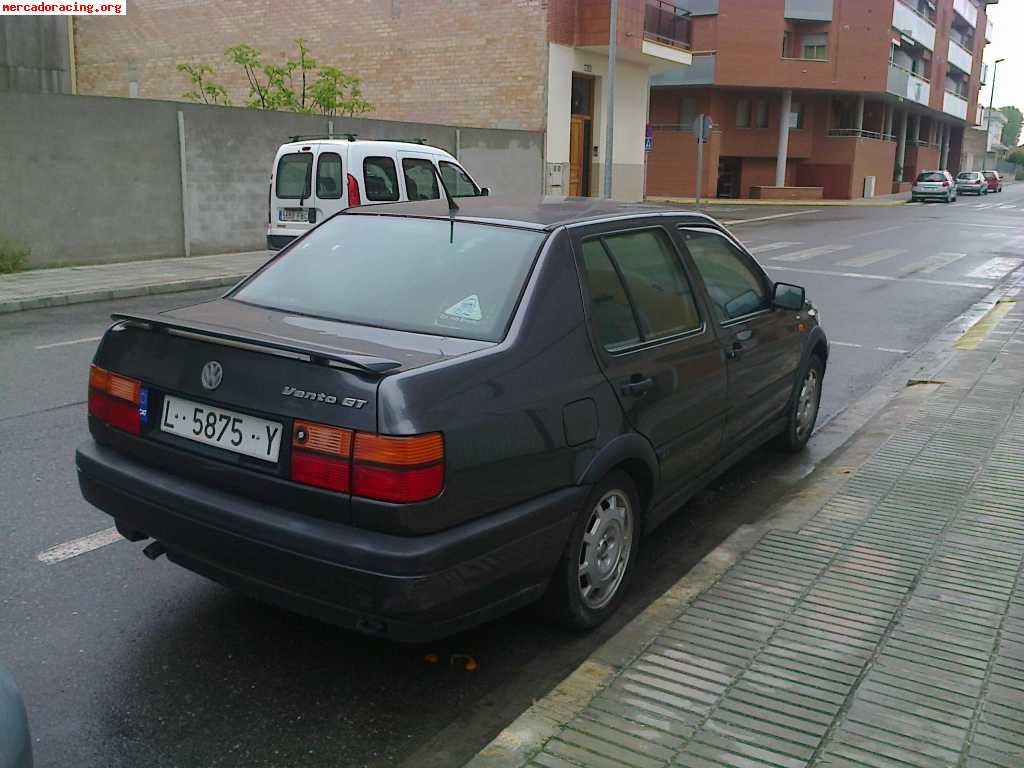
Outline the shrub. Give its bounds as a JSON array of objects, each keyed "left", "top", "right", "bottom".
[{"left": 0, "top": 236, "right": 30, "bottom": 274}]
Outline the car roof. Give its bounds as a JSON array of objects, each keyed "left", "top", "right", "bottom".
[
  {"left": 278, "top": 139, "right": 454, "bottom": 156},
  {"left": 344, "top": 196, "right": 724, "bottom": 232}
]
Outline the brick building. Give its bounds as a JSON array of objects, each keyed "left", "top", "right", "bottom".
[
  {"left": 72, "top": 0, "right": 693, "bottom": 200},
  {"left": 646, "top": 0, "right": 996, "bottom": 200}
]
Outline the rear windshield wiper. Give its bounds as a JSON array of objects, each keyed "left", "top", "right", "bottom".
[{"left": 110, "top": 312, "right": 402, "bottom": 374}]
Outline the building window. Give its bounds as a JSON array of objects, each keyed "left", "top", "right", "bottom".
[
  {"left": 801, "top": 33, "right": 827, "bottom": 60},
  {"left": 782, "top": 30, "right": 791, "bottom": 57},
  {"left": 754, "top": 99, "right": 768, "bottom": 129},
  {"left": 736, "top": 98, "right": 751, "bottom": 128},
  {"left": 680, "top": 96, "right": 697, "bottom": 127},
  {"left": 790, "top": 101, "right": 805, "bottom": 129}
]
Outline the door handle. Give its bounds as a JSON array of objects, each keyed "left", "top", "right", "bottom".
[{"left": 621, "top": 376, "right": 655, "bottom": 397}]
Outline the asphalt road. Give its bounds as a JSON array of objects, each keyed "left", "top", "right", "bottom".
[{"left": 3, "top": 187, "right": 1023, "bottom": 768}]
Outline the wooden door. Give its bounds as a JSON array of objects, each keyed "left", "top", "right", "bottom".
[{"left": 569, "top": 117, "right": 585, "bottom": 196}]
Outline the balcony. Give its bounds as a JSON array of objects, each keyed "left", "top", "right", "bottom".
[
  {"left": 887, "top": 63, "right": 931, "bottom": 106},
  {"left": 644, "top": 0, "right": 691, "bottom": 49},
  {"left": 784, "top": 0, "right": 832, "bottom": 22},
  {"left": 892, "top": 1, "right": 935, "bottom": 51},
  {"left": 953, "top": 0, "right": 978, "bottom": 28},
  {"left": 651, "top": 52, "right": 715, "bottom": 86},
  {"left": 948, "top": 39, "right": 973, "bottom": 74},
  {"left": 944, "top": 90, "right": 969, "bottom": 120}
]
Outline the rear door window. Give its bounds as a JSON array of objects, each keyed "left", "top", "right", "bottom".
[
  {"left": 232, "top": 216, "right": 544, "bottom": 342},
  {"left": 363, "top": 157, "right": 400, "bottom": 202},
  {"left": 316, "top": 152, "right": 343, "bottom": 199},
  {"left": 439, "top": 161, "right": 480, "bottom": 197},
  {"left": 679, "top": 229, "right": 769, "bottom": 323},
  {"left": 580, "top": 229, "right": 701, "bottom": 351},
  {"left": 276, "top": 152, "right": 312, "bottom": 199},
  {"left": 402, "top": 158, "right": 440, "bottom": 200}
]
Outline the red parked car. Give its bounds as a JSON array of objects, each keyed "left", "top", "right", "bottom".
[{"left": 983, "top": 170, "right": 1003, "bottom": 193}]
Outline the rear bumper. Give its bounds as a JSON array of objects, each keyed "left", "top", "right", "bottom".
[
  {"left": 76, "top": 439, "right": 583, "bottom": 642},
  {"left": 912, "top": 190, "right": 952, "bottom": 199}
]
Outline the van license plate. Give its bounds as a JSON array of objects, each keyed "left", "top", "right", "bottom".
[
  {"left": 281, "top": 208, "right": 306, "bottom": 222},
  {"left": 160, "top": 395, "right": 283, "bottom": 462}
]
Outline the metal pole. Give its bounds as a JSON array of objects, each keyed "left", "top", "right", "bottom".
[
  {"left": 603, "top": 0, "right": 618, "bottom": 199},
  {"left": 776, "top": 89, "right": 792, "bottom": 187},
  {"left": 695, "top": 135, "right": 704, "bottom": 209},
  {"left": 983, "top": 60, "right": 1001, "bottom": 172}
]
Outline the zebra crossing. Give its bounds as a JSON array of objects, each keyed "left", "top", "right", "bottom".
[{"left": 745, "top": 240, "right": 1023, "bottom": 286}]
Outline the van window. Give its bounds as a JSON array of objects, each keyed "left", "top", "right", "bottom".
[
  {"left": 276, "top": 152, "right": 313, "bottom": 200},
  {"left": 232, "top": 216, "right": 545, "bottom": 343},
  {"left": 316, "top": 153, "right": 343, "bottom": 200},
  {"left": 363, "top": 157, "right": 400, "bottom": 202},
  {"left": 402, "top": 158, "right": 440, "bottom": 200},
  {"left": 439, "top": 162, "right": 479, "bottom": 197}
]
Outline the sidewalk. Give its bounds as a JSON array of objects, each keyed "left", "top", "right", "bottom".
[
  {"left": 0, "top": 250, "right": 270, "bottom": 314},
  {"left": 468, "top": 295, "right": 1024, "bottom": 767},
  {"left": 647, "top": 191, "right": 911, "bottom": 208}
]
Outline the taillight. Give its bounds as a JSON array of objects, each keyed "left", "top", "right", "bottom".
[
  {"left": 942, "top": 181, "right": 950, "bottom": 188},
  {"left": 291, "top": 421, "right": 352, "bottom": 492},
  {"left": 347, "top": 173, "right": 360, "bottom": 207},
  {"left": 289, "top": 421, "right": 444, "bottom": 502},
  {"left": 88, "top": 364, "right": 143, "bottom": 435},
  {"left": 352, "top": 433, "right": 445, "bottom": 503}
]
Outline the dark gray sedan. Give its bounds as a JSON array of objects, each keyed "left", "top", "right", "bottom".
[{"left": 76, "top": 198, "right": 827, "bottom": 640}]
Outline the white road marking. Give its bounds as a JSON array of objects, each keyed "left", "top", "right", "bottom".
[
  {"left": 767, "top": 265, "right": 994, "bottom": 290},
  {"left": 851, "top": 225, "right": 902, "bottom": 238},
  {"left": 34, "top": 336, "right": 103, "bottom": 350},
  {"left": 837, "top": 248, "right": 906, "bottom": 267},
  {"left": 967, "top": 257, "right": 1024, "bottom": 280},
  {"left": 905, "top": 202, "right": 922, "bottom": 206},
  {"left": 748, "top": 241, "right": 803, "bottom": 254},
  {"left": 829, "top": 341, "right": 908, "bottom": 354},
  {"left": 37, "top": 527, "right": 123, "bottom": 565},
  {"left": 1000, "top": 205, "right": 1016, "bottom": 210},
  {"left": 724, "top": 209, "right": 823, "bottom": 226},
  {"left": 771, "top": 244, "right": 853, "bottom": 262},
  {"left": 899, "top": 252, "right": 966, "bottom": 275},
  {"left": 957, "top": 222, "right": 1017, "bottom": 229}
]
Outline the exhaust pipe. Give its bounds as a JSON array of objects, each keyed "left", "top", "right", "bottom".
[{"left": 142, "top": 541, "right": 167, "bottom": 560}]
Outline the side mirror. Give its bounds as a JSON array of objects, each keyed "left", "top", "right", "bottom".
[
  {"left": 773, "top": 282, "right": 805, "bottom": 311},
  {"left": 479, "top": 186, "right": 490, "bottom": 196}
]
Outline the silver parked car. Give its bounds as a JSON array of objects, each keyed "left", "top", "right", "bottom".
[
  {"left": 956, "top": 171, "right": 988, "bottom": 196},
  {"left": 911, "top": 170, "right": 957, "bottom": 203}
]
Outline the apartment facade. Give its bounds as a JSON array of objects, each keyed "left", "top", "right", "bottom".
[
  {"left": 646, "top": 0, "right": 995, "bottom": 199},
  {"left": 72, "top": 0, "right": 692, "bottom": 200}
]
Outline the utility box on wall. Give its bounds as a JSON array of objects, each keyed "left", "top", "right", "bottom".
[{"left": 863, "top": 175, "right": 876, "bottom": 198}]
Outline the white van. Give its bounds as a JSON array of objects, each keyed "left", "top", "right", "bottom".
[{"left": 266, "top": 137, "right": 486, "bottom": 249}]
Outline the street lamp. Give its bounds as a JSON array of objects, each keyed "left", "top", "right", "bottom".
[{"left": 983, "top": 57, "right": 1005, "bottom": 171}]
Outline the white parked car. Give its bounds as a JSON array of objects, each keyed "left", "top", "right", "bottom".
[{"left": 266, "top": 137, "right": 487, "bottom": 250}]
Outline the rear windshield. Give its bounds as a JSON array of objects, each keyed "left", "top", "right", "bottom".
[
  {"left": 984, "top": 171, "right": 998, "bottom": 179},
  {"left": 232, "top": 216, "right": 545, "bottom": 342},
  {"left": 276, "top": 152, "right": 312, "bottom": 199},
  {"left": 916, "top": 172, "right": 946, "bottom": 182},
  {"left": 957, "top": 172, "right": 979, "bottom": 180}
]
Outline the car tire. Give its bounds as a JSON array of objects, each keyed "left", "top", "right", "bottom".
[
  {"left": 542, "top": 470, "right": 641, "bottom": 631},
  {"left": 773, "top": 354, "right": 824, "bottom": 453}
]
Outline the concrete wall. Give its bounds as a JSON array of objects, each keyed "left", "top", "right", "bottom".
[
  {"left": 0, "top": 17, "right": 73, "bottom": 93},
  {"left": 0, "top": 91, "right": 543, "bottom": 267}
]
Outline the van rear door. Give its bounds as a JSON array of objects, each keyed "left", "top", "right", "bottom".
[
  {"left": 312, "top": 147, "right": 346, "bottom": 220},
  {"left": 273, "top": 146, "right": 315, "bottom": 233}
]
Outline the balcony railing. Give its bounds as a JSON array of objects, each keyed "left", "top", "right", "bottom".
[
  {"left": 948, "top": 39, "right": 973, "bottom": 74},
  {"left": 887, "top": 62, "right": 931, "bottom": 106},
  {"left": 893, "top": 0, "right": 936, "bottom": 51},
  {"left": 943, "top": 90, "right": 969, "bottom": 120},
  {"left": 644, "top": 0, "right": 692, "bottom": 50},
  {"left": 827, "top": 128, "right": 896, "bottom": 142},
  {"left": 953, "top": 0, "right": 978, "bottom": 28}
]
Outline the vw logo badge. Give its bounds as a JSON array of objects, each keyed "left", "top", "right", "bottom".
[{"left": 200, "top": 361, "right": 223, "bottom": 391}]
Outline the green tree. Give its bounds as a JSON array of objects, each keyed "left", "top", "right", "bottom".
[
  {"left": 1006, "top": 147, "right": 1024, "bottom": 166},
  {"left": 226, "top": 44, "right": 269, "bottom": 109},
  {"left": 310, "top": 67, "right": 372, "bottom": 117},
  {"left": 1000, "top": 106, "right": 1022, "bottom": 148},
  {"left": 177, "top": 62, "right": 231, "bottom": 106}
]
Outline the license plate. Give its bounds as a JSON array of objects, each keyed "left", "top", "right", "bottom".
[
  {"left": 160, "top": 395, "right": 283, "bottom": 462},
  {"left": 280, "top": 208, "right": 306, "bottom": 222}
]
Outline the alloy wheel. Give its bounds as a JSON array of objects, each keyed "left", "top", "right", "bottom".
[
  {"left": 578, "top": 490, "right": 633, "bottom": 610},
  {"left": 795, "top": 368, "right": 820, "bottom": 440}
]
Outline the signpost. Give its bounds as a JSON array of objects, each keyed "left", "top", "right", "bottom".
[{"left": 692, "top": 114, "right": 713, "bottom": 208}]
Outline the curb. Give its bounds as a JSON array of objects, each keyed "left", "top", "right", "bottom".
[
  {"left": 647, "top": 196, "right": 908, "bottom": 207},
  {"left": 0, "top": 273, "right": 248, "bottom": 315}
]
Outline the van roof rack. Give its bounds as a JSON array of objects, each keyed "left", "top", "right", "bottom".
[{"left": 286, "top": 134, "right": 429, "bottom": 145}]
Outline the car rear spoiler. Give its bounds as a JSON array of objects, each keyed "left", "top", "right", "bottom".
[{"left": 110, "top": 312, "right": 402, "bottom": 374}]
